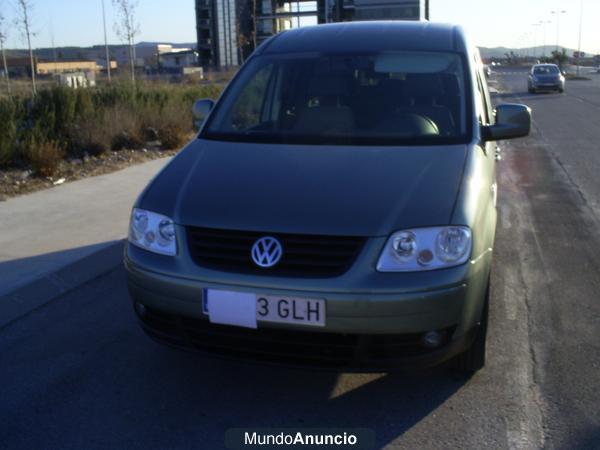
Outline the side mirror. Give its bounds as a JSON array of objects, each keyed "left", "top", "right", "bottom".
[
  {"left": 483, "top": 104, "right": 531, "bottom": 141},
  {"left": 192, "top": 99, "right": 215, "bottom": 131}
]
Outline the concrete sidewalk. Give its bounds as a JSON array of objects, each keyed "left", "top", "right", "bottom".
[{"left": 0, "top": 157, "right": 170, "bottom": 326}]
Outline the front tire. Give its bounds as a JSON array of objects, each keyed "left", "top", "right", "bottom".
[{"left": 452, "top": 282, "right": 489, "bottom": 374}]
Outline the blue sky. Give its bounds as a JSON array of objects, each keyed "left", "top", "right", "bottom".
[{"left": 1, "top": 0, "right": 598, "bottom": 54}]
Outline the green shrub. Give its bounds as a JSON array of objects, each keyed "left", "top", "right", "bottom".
[
  {"left": 0, "top": 80, "right": 225, "bottom": 168},
  {"left": 0, "top": 99, "right": 19, "bottom": 167},
  {"left": 111, "top": 130, "right": 144, "bottom": 151},
  {"left": 30, "top": 87, "right": 77, "bottom": 142},
  {"left": 69, "top": 113, "right": 111, "bottom": 157}
]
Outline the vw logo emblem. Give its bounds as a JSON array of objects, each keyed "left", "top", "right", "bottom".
[{"left": 251, "top": 237, "right": 283, "bottom": 268}]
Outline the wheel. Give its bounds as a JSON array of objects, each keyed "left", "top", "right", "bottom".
[
  {"left": 528, "top": 88, "right": 535, "bottom": 94},
  {"left": 558, "top": 88, "right": 564, "bottom": 93},
  {"left": 451, "top": 281, "right": 489, "bottom": 374}
]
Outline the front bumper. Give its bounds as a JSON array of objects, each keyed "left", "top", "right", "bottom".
[
  {"left": 133, "top": 301, "right": 477, "bottom": 371},
  {"left": 125, "top": 240, "right": 491, "bottom": 370},
  {"left": 530, "top": 80, "right": 564, "bottom": 90}
]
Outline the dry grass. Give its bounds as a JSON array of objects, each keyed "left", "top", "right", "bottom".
[
  {"left": 0, "top": 79, "right": 228, "bottom": 171},
  {"left": 203, "top": 68, "right": 238, "bottom": 83},
  {"left": 159, "top": 124, "right": 188, "bottom": 150},
  {"left": 71, "top": 114, "right": 112, "bottom": 156},
  {"left": 136, "top": 98, "right": 194, "bottom": 149},
  {"left": 25, "top": 139, "right": 66, "bottom": 177},
  {"left": 73, "top": 105, "right": 146, "bottom": 153}
]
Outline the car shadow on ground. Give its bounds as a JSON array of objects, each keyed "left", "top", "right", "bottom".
[
  {"left": 494, "top": 91, "right": 564, "bottom": 101},
  {"left": 150, "top": 347, "right": 469, "bottom": 448},
  {"left": 0, "top": 265, "right": 470, "bottom": 449},
  {"left": 0, "top": 241, "right": 121, "bottom": 297}
]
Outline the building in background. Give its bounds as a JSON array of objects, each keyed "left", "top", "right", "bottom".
[
  {"left": 56, "top": 72, "right": 96, "bottom": 89},
  {"left": 133, "top": 43, "right": 194, "bottom": 68},
  {"left": 32, "top": 46, "right": 117, "bottom": 75},
  {"left": 3, "top": 57, "right": 37, "bottom": 77},
  {"left": 44, "top": 43, "right": 194, "bottom": 71},
  {"left": 338, "top": 0, "right": 427, "bottom": 21},
  {"left": 159, "top": 50, "right": 200, "bottom": 69},
  {"left": 195, "top": 0, "right": 429, "bottom": 68},
  {"left": 36, "top": 60, "right": 101, "bottom": 75},
  {"left": 196, "top": 0, "right": 239, "bottom": 68}
]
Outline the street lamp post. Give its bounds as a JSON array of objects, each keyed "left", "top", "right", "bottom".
[
  {"left": 576, "top": 0, "right": 584, "bottom": 76},
  {"left": 540, "top": 20, "right": 551, "bottom": 59},
  {"left": 101, "top": 0, "right": 111, "bottom": 83},
  {"left": 532, "top": 23, "right": 541, "bottom": 60},
  {"left": 550, "top": 10, "right": 567, "bottom": 53},
  {"left": 522, "top": 33, "right": 530, "bottom": 61}
]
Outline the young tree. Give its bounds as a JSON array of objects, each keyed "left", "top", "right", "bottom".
[
  {"left": 101, "top": 0, "right": 112, "bottom": 82},
  {"left": 236, "top": 0, "right": 250, "bottom": 64},
  {"left": 504, "top": 51, "right": 518, "bottom": 65},
  {"left": 551, "top": 48, "right": 569, "bottom": 69},
  {"left": 251, "top": 0, "right": 257, "bottom": 48},
  {"left": 113, "top": 0, "right": 140, "bottom": 85},
  {"left": 0, "top": 9, "right": 10, "bottom": 96},
  {"left": 15, "top": 0, "right": 36, "bottom": 96}
]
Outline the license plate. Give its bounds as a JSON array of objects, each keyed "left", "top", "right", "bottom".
[
  {"left": 256, "top": 295, "right": 326, "bottom": 327},
  {"left": 203, "top": 291, "right": 326, "bottom": 327}
]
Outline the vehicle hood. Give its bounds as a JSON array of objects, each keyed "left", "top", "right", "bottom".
[{"left": 140, "top": 139, "right": 468, "bottom": 237}]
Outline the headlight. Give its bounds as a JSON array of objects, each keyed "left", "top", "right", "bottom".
[
  {"left": 391, "top": 231, "right": 417, "bottom": 262},
  {"left": 377, "top": 226, "right": 472, "bottom": 272},
  {"left": 128, "top": 208, "right": 177, "bottom": 256}
]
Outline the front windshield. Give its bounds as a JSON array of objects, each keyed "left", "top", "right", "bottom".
[
  {"left": 203, "top": 52, "right": 470, "bottom": 145},
  {"left": 534, "top": 65, "right": 559, "bottom": 75}
]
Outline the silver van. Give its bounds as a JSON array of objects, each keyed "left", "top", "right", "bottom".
[{"left": 125, "top": 21, "right": 531, "bottom": 373}]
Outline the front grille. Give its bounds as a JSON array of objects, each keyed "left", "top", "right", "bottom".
[
  {"left": 138, "top": 305, "right": 455, "bottom": 370},
  {"left": 186, "top": 227, "right": 365, "bottom": 277}
]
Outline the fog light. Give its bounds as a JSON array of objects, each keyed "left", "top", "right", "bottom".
[{"left": 422, "top": 330, "right": 443, "bottom": 348}]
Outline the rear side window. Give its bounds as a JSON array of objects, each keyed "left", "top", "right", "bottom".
[
  {"left": 203, "top": 51, "right": 472, "bottom": 146},
  {"left": 475, "top": 73, "right": 493, "bottom": 126}
]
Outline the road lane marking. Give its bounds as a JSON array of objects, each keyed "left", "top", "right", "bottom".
[{"left": 500, "top": 204, "right": 512, "bottom": 230}]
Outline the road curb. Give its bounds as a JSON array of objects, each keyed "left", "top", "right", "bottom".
[{"left": 0, "top": 240, "right": 125, "bottom": 329}]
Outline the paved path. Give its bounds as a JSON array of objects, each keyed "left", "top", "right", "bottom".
[{"left": 0, "top": 157, "right": 170, "bottom": 297}]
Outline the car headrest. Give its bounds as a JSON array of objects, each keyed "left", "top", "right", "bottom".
[
  {"left": 294, "top": 106, "right": 355, "bottom": 134},
  {"left": 307, "top": 74, "right": 352, "bottom": 97},
  {"left": 403, "top": 74, "right": 445, "bottom": 98}
]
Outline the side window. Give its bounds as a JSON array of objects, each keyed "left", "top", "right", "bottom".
[
  {"left": 479, "top": 71, "right": 495, "bottom": 124},
  {"left": 475, "top": 72, "right": 490, "bottom": 126},
  {"left": 229, "top": 64, "right": 274, "bottom": 131}
]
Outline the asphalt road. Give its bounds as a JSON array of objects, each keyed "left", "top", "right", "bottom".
[{"left": 1, "top": 69, "right": 599, "bottom": 449}]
